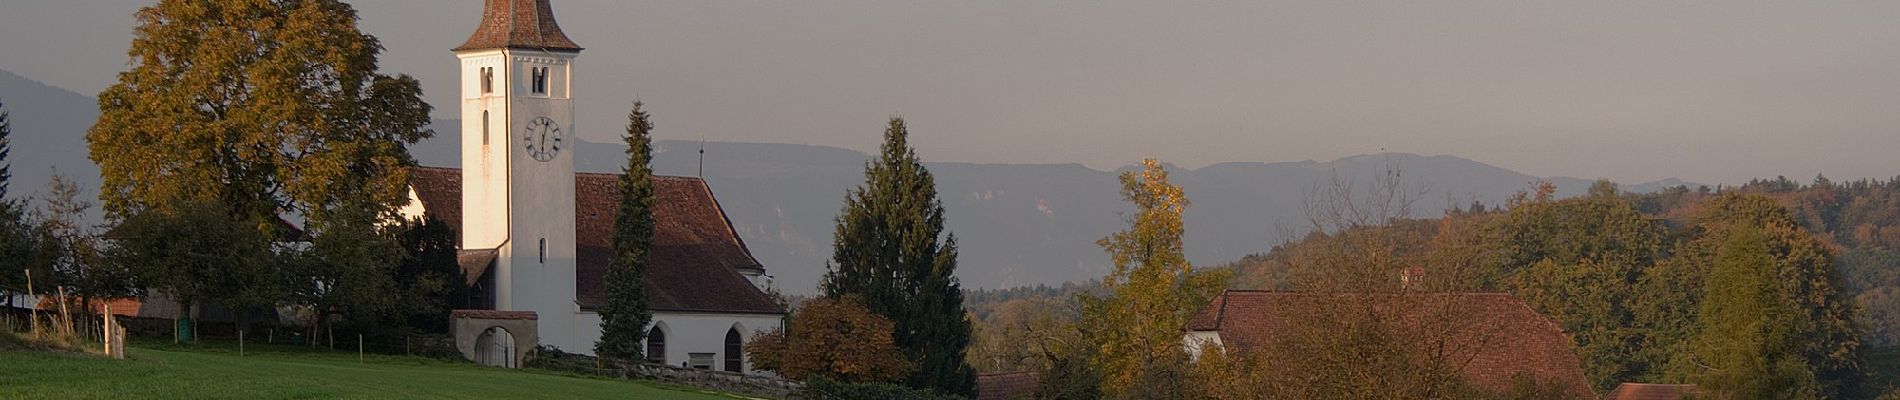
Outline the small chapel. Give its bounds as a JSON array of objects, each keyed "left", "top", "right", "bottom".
[{"left": 398, "top": 0, "right": 787, "bottom": 373}]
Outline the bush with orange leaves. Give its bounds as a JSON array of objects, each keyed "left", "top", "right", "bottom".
[{"left": 745, "top": 297, "right": 914, "bottom": 383}]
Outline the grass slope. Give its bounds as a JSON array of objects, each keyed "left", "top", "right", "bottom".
[{"left": 0, "top": 343, "right": 735, "bottom": 400}]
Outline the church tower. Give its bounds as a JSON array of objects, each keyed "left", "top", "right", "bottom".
[{"left": 454, "top": 0, "right": 584, "bottom": 351}]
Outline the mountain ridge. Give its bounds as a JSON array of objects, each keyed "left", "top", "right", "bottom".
[{"left": 3, "top": 69, "right": 1702, "bottom": 293}]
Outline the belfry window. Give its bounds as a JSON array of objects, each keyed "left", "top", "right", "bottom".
[
  {"left": 531, "top": 67, "right": 548, "bottom": 95},
  {"left": 480, "top": 67, "right": 494, "bottom": 94}
]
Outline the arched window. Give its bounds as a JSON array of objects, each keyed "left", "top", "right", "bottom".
[
  {"left": 481, "top": 110, "right": 489, "bottom": 146},
  {"left": 724, "top": 327, "right": 743, "bottom": 372},
  {"left": 646, "top": 326, "right": 666, "bottom": 364}
]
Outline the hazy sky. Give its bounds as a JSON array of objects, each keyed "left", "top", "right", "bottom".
[{"left": 3, "top": 1, "right": 1898, "bottom": 184}]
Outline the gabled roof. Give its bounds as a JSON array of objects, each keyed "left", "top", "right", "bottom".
[
  {"left": 976, "top": 371, "right": 1040, "bottom": 400},
  {"left": 409, "top": 167, "right": 785, "bottom": 316},
  {"left": 1186, "top": 290, "right": 1593, "bottom": 398},
  {"left": 453, "top": 0, "right": 582, "bottom": 52}
]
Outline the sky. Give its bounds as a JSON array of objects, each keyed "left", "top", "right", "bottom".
[{"left": 2, "top": 1, "right": 1898, "bottom": 185}]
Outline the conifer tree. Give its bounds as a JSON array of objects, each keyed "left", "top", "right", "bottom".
[
  {"left": 0, "top": 98, "right": 10, "bottom": 201},
  {"left": 821, "top": 118, "right": 975, "bottom": 395},
  {"left": 0, "top": 98, "right": 27, "bottom": 298},
  {"left": 1684, "top": 225, "right": 1821, "bottom": 399},
  {"left": 596, "top": 101, "right": 655, "bottom": 361}
]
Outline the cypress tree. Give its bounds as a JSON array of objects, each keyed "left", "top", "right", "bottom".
[
  {"left": 821, "top": 118, "right": 976, "bottom": 395},
  {"left": 596, "top": 101, "right": 656, "bottom": 361},
  {"left": 0, "top": 97, "right": 10, "bottom": 200},
  {"left": 0, "top": 98, "right": 23, "bottom": 297}
]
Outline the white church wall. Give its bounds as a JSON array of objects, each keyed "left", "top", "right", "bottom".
[
  {"left": 573, "top": 311, "right": 784, "bottom": 375},
  {"left": 456, "top": 50, "right": 509, "bottom": 251}
]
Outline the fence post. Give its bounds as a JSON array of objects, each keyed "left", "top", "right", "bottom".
[
  {"left": 240, "top": 329, "right": 245, "bottom": 357},
  {"left": 103, "top": 304, "right": 112, "bottom": 358},
  {"left": 358, "top": 334, "right": 364, "bottom": 363},
  {"left": 25, "top": 269, "right": 37, "bottom": 333}
]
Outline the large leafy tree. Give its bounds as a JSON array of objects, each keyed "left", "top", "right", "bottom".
[
  {"left": 1483, "top": 181, "right": 1667, "bottom": 389},
  {"left": 111, "top": 200, "right": 277, "bottom": 342},
  {"left": 1081, "top": 159, "right": 1229, "bottom": 399},
  {"left": 86, "top": 0, "right": 431, "bottom": 333},
  {"left": 596, "top": 102, "right": 655, "bottom": 361},
  {"left": 389, "top": 216, "right": 466, "bottom": 333},
  {"left": 821, "top": 118, "right": 975, "bottom": 395},
  {"left": 286, "top": 206, "right": 401, "bottom": 345}
]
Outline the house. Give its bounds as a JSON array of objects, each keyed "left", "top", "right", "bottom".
[
  {"left": 1182, "top": 290, "right": 1594, "bottom": 398},
  {"left": 399, "top": 0, "right": 786, "bottom": 373},
  {"left": 975, "top": 371, "right": 1040, "bottom": 400}
]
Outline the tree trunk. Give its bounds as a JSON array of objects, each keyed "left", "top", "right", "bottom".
[{"left": 188, "top": 301, "right": 200, "bottom": 344}]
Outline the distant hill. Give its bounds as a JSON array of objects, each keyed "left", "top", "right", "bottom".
[
  {"left": 0, "top": 70, "right": 102, "bottom": 212},
  {"left": 2, "top": 69, "right": 1701, "bottom": 294},
  {"left": 416, "top": 130, "right": 1698, "bottom": 293}
]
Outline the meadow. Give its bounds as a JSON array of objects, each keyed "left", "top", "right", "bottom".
[{"left": 0, "top": 338, "right": 738, "bottom": 400}]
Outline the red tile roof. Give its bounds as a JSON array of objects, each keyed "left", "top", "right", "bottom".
[
  {"left": 453, "top": 0, "right": 582, "bottom": 52},
  {"left": 452, "top": 309, "right": 538, "bottom": 321},
  {"left": 409, "top": 167, "right": 786, "bottom": 316},
  {"left": 1604, "top": 383, "right": 1700, "bottom": 400},
  {"left": 456, "top": 249, "right": 498, "bottom": 286},
  {"left": 976, "top": 371, "right": 1040, "bottom": 400},
  {"left": 1186, "top": 290, "right": 1593, "bottom": 399}
]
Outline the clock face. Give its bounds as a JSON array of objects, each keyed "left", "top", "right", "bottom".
[{"left": 522, "top": 116, "right": 563, "bottom": 162}]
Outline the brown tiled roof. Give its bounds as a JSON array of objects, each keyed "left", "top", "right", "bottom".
[
  {"left": 457, "top": 249, "right": 498, "bottom": 286},
  {"left": 453, "top": 0, "right": 582, "bottom": 52},
  {"left": 976, "top": 371, "right": 1040, "bottom": 400},
  {"left": 574, "top": 172, "right": 781, "bottom": 314},
  {"left": 1604, "top": 383, "right": 1700, "bottom": 400},
  {"left": 409, "top": 167, "right": 464, "bottom": 239},
  {"left": 409, "top": 167, "right": 785, "bottom": 315},
  {"left": 1186, "top": 290, "right": 1593, "bottom": 399},
  {"left": 452, "top": 309, "right": 538, "bottom": 320}
]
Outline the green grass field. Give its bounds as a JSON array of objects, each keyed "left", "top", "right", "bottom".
[{"left": 0, "top": 340, "right": 739, "bottom": 400}]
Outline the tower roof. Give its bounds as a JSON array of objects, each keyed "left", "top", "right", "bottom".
[{"left": 454, "top": 0, "right": 582, "bottom": 53}]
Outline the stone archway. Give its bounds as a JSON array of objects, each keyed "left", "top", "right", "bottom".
[
  {"left": 475, "top": 326, "right": 517, "bottom": 368},
  {"left": 452, "top": 310, "right": 538, "bottom": 368}
]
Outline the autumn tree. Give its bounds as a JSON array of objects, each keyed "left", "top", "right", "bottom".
[
  {"left": 820, "top": 118, "right": 975, "bottom": 395},
  {"left": 745, "top": 297, "right": 914, "bottom": 383},
  {"left": 596, "top": 101, "right": 655, "bottom": 361},
  {"left": 86, "top": 0, "right": 432, "bottom": 333},
  {"left": 1079, "top": 158, "right": 1229, "bottom": 399},
  {"left": 1481, "top": 180, "right": 1667, "bottom": 389},
  {"left": 1243, "top": 167, "right": 1587, "bottom": 399}
]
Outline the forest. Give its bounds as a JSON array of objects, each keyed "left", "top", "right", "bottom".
[{"left": 964, "top": 175, "right": 1900, "bottom": 399}]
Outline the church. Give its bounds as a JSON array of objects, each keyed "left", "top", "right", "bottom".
[{"left": 397, "top": 0, "right": 787, "bottom": 373}]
